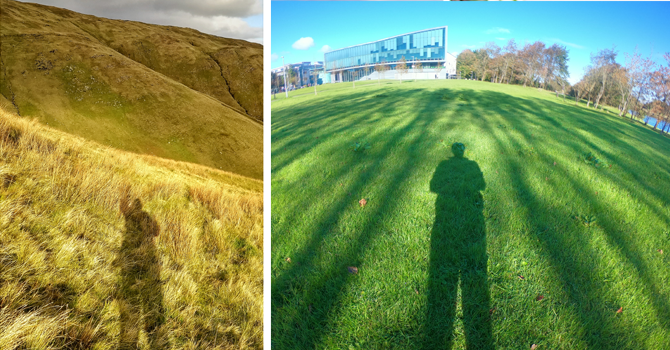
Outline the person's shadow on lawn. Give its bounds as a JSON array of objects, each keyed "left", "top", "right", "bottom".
[
  {"left": 117, "top": 194, "right": 165, "bottom": 349},
  {"left": 425, "top": 143, "right": 493, "bottom": 349}
]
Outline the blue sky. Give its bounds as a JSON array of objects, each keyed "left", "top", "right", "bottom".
[{"left": 271, "top": 1, "right": 670, "bottom": 84}]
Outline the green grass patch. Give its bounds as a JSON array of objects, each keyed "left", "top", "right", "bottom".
[{"left": 271, "top": 80, "right": 670, "bottom": 349}]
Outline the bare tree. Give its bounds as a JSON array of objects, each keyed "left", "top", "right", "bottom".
[
  {"left": 612, "top": 65, "right": 631, "bottom": 115},
  {"left": 374, "top": 61, "right": 384, "bottom": 85},
  {"left": 578, "top": 67, "right": 598, "bottom": 107},
  {"left": 624, "top": 48, "right": 657, "bottom": 120},
  {"left": 312, "top": 66, "right": 322, "bottom": 95},
  {"left": 649, "top": 53, "right": 670, "bottom": 131},
  {"left": 499, "top": 39, "right": 517, "bottom": 84},
  {"left": 415, "top": 61, "right": 423, "bottom": 81},
  {"left": 397, "top": 56, "right": 408, "bottom": 83},
  {"left": 590, "top": 47, "right": 618, "bottom": 109},
  {"left": 519, "top": 41, "right": 545, "bottom": 87},
  {"left": 435, "top": 61, "right": 443, "bottom": 79}
]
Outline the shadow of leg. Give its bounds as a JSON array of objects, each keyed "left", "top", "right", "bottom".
[
  {"left": 424, "top": 269, "right": 458, "bottom": 350},
  {"left": 142, "top": 256, "right": 165, "bottom": 348},
  {"left": 119, "top": 296, "right": 141, "bottom": 350},
  {"left": 462, "top": 240, "right": 493, "bottom": 350}
]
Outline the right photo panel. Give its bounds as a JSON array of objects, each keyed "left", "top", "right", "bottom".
[{"left": 270, "top": 1, "right": 670, "bottom": 349}]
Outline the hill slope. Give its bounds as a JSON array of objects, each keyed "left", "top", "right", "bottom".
[
  {"left": 0, "top": 0, "right": 262, "bottom": 178},
  {"left": 0, "top": 103, "right": 262, "bottom": 349}
]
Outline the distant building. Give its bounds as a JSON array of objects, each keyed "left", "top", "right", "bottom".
[
  {"left": 324, "top": 26, "right": 457, "bottom": 83},
  {"left": 272, "top": 61, "right": 324, "bottom": 88}
]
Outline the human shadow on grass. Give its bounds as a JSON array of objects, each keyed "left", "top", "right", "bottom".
[
  {"left": 271, "top": 90, "right": 446, "bottom": 348},
  {"left": 117, "top": 195, "right": 165, "bottom": 350},
  {"left": 272, "top": 85, "right": 670, "bottom": 348},
  {"left": 425, "top": 143, "right": 492, "bottom": 350}
]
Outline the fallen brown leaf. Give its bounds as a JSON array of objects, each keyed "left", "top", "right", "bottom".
[
  {"left": 616, "top": 307, "right": 623, "bottom": 314},
  {"left": 531, "top": 344, "right": 538, "bottom": 350},
  {"left": 518, "top": 275, "right": 525, "bottom": 280},
  {"left": 536, "top": 295, "right": 544, "bottom": 301},
  {"left": 347, "top": 266, "right": 358, "bottom": 274},
  {"left": 489, "top": 308, "right": 497, "bottom": 315},
  {"left": 359, "top": 198, "right": 367, "bottom": 207},
  {"left": 414, "top": 289, "right": 419, "bottom": 295},
  {"left": 285, "top": 257, "right": 292, "bottom": 263},
  {"left": 659, "top": 249, "right": 664, "bottom": 254}
]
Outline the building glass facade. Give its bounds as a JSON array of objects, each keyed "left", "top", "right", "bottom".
[{"left": 325, "top": 27, "right": 447, "bottom": 71}]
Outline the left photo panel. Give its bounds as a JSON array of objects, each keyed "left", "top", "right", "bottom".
[{"left": 0, "top": 0, "right": 263, "bottom": 348}]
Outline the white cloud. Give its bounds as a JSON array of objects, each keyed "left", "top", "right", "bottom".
[
  {"left": 548, "top": 38, "right": 585, "bottom": 49},
  {"left": 271, "top": 53, "right": 279, "bottom": 61},
  {"left": 485, "top": 27, "right": 510, "bottom": 34},
  {"left": 461, "top": 44, "right": 476, "bottom": 49},
  {"left": 320, "top": 45, "right": 332, "bottom": 53},
  {"left": 292, "top": 37, "right": 315, "bottom": 50},
  {"left": 496, "top": 37, "right": 506, "bottom": 41}
]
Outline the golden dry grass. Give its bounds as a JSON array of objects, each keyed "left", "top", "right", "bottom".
[{"left": 0, "top": 102, "right": 262, "bottom": 349}]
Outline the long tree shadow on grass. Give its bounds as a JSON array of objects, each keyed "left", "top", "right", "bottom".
[
  {"left": 272, "top": 88, "right": 448, "bottom": 348},
  {"left": 116, "top": 194, "right": 165, "bottom": 350},
  {"left": 272, "top": 83, "right": 670, "bottom": 348},
  {"left": 465, "top": 89, "right": 670, "bottom": 346},
  {"left": 425, "top": 144, "right": 492, "bottom": 349}
]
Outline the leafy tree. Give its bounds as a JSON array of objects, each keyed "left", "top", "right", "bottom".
[
  {"left": 457, "top": 50, "right": 476, "bottom": 79},
  {"left": 287, "top": 66, "right": 297, "bottom": 86},
  {"left": 474, "top": 43, "right": 496, "bottom": 82}
]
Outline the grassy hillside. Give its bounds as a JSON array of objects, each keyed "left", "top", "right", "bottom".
[
  {"left": 271, "top": 80, "right": 670, "bottom": 349},
  {"left": 0, "top": 104, "right": 262, "bottom": 349},
  {"left": 0, "top": 0, "right": 262, "bottom": 179}
]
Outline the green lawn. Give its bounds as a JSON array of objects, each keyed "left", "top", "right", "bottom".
[{"left": 271, "top": 80, "right": 670, "bottom": 349}]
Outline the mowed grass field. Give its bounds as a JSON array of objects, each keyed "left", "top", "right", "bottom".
[
  {"left": 271, "top": 79, "right": 670, "bottom": 349},
  {"left": 0, "top": 104, "right": 263, "bottom": 349}
]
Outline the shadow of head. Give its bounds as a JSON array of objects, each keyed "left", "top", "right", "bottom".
[
  {"left": 120, "top": 194, "right": 159, "bottom": 238},
  {"left": 451, "top": 142, "right": 466, "bottom": 158}
]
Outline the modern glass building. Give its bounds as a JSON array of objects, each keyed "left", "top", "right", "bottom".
[{"left": 324, "top": 26, "right": 456, "bottom": 82}]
